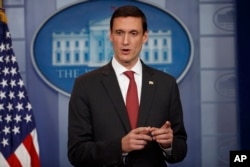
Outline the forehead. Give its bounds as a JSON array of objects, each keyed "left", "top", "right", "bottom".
[{"left": 112, "top": 17, "right": 143, "bottom": 30}]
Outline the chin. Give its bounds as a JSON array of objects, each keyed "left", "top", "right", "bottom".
[{"left": 125, "top": 61, "right": 131, "bottom": 65}]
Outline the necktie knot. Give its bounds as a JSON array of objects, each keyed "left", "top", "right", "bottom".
[{"left": 124, "top": 71, "right": 135, "bottom": 80}]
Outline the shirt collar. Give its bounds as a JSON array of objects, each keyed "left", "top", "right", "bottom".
[{"left": 112, "top": 57, "right": 142, "bottom": 76}]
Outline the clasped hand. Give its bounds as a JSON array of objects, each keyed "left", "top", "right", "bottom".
[{"left": 121, "top": 121, "right": 173, "bottom": 153}]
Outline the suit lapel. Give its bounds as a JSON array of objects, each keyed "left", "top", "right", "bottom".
[
  {"left": 137, "top": 64, "right": 156, "bottom": 127},
  {"left": 100, "top": 63, "right": 131, "bottom": 132},
  {"left": 99, "top": 62, "right": 156, "bottom": 130}
]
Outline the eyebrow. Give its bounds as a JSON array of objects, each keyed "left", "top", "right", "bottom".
[{"left": 114, "top": 29, "right": 140, "bottom": 33}]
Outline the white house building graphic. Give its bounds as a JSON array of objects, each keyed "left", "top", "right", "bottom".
[{"left": 52, "top": 17, "right": 172, "bottom": 66}]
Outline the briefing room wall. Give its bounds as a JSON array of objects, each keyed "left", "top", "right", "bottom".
[
  {"left": 4, "top": 0, "right": 238, "bottom": 166},
  {"left": 199, "top": 1, "right": 238, "bottom": 167}
]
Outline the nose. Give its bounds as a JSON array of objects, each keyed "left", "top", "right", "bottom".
[{"left": 122, "top": 33, "right": 129, "bottom": 45}]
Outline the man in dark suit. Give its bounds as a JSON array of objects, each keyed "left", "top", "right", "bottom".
[{"left": 68, "top": 5, "right": 187, "bottom": 167}]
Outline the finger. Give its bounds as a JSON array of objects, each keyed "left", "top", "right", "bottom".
[
  {"left": 151, "top": 126, "right": 173, "bottom": 139},
  {"left": 150, "top": 128, "right": 164, "bottom": 137},
  {"left": 135, "top": 135, "right": 152, "bottom": 143},
  {"left": 130, "top": 139, "right": 149, "bottom": 150},
  {"left": 149, "top": 127, "right": 158, "bottom": 132},
  {"left": 142, "top": 134, "right": 153, "bottom": 141},
  {"left": 153, "top": 133, "right": 173, "bottom": 145},
  {"left": 130, "top": 128, "right": 152, "bottom": 142},
  {"left": 154, "top": 132, "right": 172, "bottom": 139},
  {"left": 134, "top": 127, "right": 151, "bottom": 134},
  {"left": 134, "top": 132, "right": 153, "bottom": 142},
  {"left": 156, "top": 138, "right": 172, "bottom": 143}
]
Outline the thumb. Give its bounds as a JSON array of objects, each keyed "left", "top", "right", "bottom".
[{"left": 162, "top": 121, "right": 171, "bottom": 129}]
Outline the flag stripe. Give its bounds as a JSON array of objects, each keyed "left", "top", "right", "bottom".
[
  {"left": 0, "top": 153, "right": 10, "bottom": 167},
  {"left": 23, "top": 133, "right": 40, "bottom": 167},
  {"left": 31, "top": 129, "right": 40, "bottom": 157},
  {"left": 15, "top": 143, "right": 31, "bottom": 167},
  {"left": 7, "top": 153, "right": 22, "bottom": 167}
]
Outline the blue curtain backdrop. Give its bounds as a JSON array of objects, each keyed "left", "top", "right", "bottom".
[{"left": 235, "top": 1, "right": 250, "bottom": 150}]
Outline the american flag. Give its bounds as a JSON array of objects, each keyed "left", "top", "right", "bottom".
[{"left": 0, "top": 9, "right": 40, "bottom": 167}]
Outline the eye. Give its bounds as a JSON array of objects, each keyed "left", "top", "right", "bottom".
[
  {"left": 115, "top": 30, "right": 123, "bottom": 35},
  {"left": 130, "top": 31, "right": 138, "bottom": 36}
]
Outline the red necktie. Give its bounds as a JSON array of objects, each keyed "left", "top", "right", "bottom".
[{"left": 124, "top": 71, "right": 139, "bottom": 129}]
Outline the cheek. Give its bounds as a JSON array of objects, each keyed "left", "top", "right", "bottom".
[
  {"left": 134, "top": 41, "right": 144, "bottom": 49},
  {"left": 111, "top": 38, "right": 120, "bottom": 45}
]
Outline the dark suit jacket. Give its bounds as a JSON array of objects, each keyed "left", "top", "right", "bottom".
[{"left": 68, "top": 61, "right": 187, "bottom": 167}]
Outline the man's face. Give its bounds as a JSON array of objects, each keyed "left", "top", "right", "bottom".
[{"left": 109, "top": 17, "right": 148, "bottom": 69}]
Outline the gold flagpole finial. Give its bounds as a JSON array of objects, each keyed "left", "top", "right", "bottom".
[
  {"left": 0, "top": 0, "right": 3, "bottom": 8},
  {"left": 0, "top": 0, "right": 7, "bottom": 24}
]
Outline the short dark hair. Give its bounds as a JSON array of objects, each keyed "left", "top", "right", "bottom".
[{"left": 110, "top": 5, "right": 148, "bottom": 33}]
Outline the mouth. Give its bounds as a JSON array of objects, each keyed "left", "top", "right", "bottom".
[{"left": 121, "top": 48, "right": 130, "bottom": 55}]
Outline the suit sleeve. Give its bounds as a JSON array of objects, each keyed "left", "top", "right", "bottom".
[
  {"left": 67, "top": 77, "right": 123, "bottom": 167},
  {"left": 165, "top": 80, "right": 187, "bottom": 163}
]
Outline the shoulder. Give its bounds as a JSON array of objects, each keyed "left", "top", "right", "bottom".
[
  {"left": 142, "top": 64, "right": 180, "bottom": 95},
  {"left": 76, "top": 63, "right": 113, "bottom": 82},
  {"left": 143, "top": 63, "right": 176, "bottom": 82}
]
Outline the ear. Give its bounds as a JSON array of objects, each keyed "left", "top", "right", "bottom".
[
  {"left": 109, "top": 30, "right": 113, "bottom": 42},
  {"left": 143, "top": 31, "right": 148, "bottom": 44}
]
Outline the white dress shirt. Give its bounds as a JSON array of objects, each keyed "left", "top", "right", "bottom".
[{"left": 112, "top": 57, "right": 142, "bottom": 104}]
